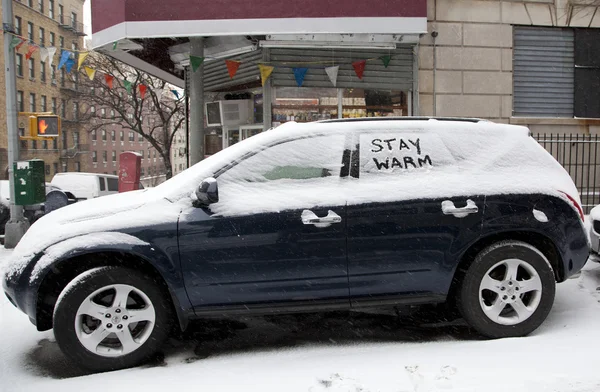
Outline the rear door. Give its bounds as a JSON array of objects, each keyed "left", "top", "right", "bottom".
[{"left": 346, "top": 131, "right": 485, "bottom": 307}]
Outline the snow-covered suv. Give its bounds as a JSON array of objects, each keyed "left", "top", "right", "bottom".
[{"left": 3, "top": 118, "right": 589, "bottom": 372}]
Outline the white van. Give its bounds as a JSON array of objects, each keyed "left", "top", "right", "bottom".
[{"left": 50, "top": 173, "right": 119, "bottom": 200}]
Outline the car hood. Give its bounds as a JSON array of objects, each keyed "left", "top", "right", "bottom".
[{"left": 4, "top": 189, "right": 183, "bottom": 279}]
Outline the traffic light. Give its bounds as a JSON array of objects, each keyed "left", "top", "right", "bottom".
[{"left": 29, "top": 115, "right": 60, "bottom": 138}]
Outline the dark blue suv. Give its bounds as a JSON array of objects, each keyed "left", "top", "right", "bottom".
[{"left": 3, "top": 118, "right": 589, "bottom": 372}]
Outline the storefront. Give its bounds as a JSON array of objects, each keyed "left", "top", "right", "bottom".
[{"left": 90, "top": 0, "right": 427, "bottom": 163}]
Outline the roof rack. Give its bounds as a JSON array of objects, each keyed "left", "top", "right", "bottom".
[{"left": 319, "top": 116, "right": 486, "bottom": 124}]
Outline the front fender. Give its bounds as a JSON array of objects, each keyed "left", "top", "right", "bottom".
[{"left": 31, "top": 231, "right": 192, "bottom": 331}]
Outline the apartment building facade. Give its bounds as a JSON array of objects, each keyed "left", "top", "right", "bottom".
[{"left": 0, "top": 0, "right": 87, "bottom": 182}]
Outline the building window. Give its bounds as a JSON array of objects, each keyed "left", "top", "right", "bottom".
[
  {"left": 101, "top": 129, "right": 107, "bottom": 141},
  {"left": 15, "top": 17, "right": 22, "bottom": 36},
  {"left": 60, "top": 68, "right": 65, "bottom": 87},
  {"left": 29, "top": 93, "right": 36, "bottom": 112},
  {"left": 53, "top": 163, "right": 59, "bottom": 174},
  {"left": 91, "top": 105, "right": 96, "bottom": 114},
  {"left": 49, "top": 0, "right": 54, "bottom": 19},
  {"left": 17, "top": 91, "right": 24, "bottom": 112},
  {"left": 111, "top": 109, "right": 115, "bottom": 119},
  {"left": 28, "top": 58, "right": 35, "bottom": 79},
  {"left": 45, "top": 164, "right": 50, "bottom": 175},
  {"left": 91, "top": 129, "right": 97, "bottom": 141},
  {"left": 59, "top": 36, "right": 64, "bottom": 49},
  {"left": 27, "top": 22, "right": 33, "bottom": 41},
  {"left": 38, "top": 0, "right": 44, "bottom": 13},
  {"left": 71, "top": 42, "right": 78, "bottom": 51},
  {"left": 61, "top": 99, "right": 66, "bottom": 118},
  {"left": 140, "top": 150, "right": 144, "bottom": 158},
  {"left": 101, "top": 108, "right": 106, "bottom": 117},
  {"left": 73, "top": 102, "right": 79, "bottom": 120},
  {"left": 49, "top": 32, "right": 55, "bottom": 46},
  {"left": 62, "top": 128, "right": 67, "bottom": 148},
  {"left": 39, "top": 27, "right": 45, "bottom": 46},
  {"left": 42, "top": 140, "right": 48, "bottom": 149},
  {"left": 51, "top": 98, "right": 57, "bottom": 114},
  {"left": 140, "top": 167, "right": 145, "bottom": 176},
  {"left": 71, "top": 12, "right": 77, "bottom": 29},
  {"left": 129, "top": 131, "right": 134, "bottom": 142},
  {"left": 52, "top": 138, "right": 57, "bottom": 149},
  {"left": 120, "top": 131, "right": 124, "bottom": 141},
  {"left": 40, "top": 62, "right": 46, "bottom": 82},
  {"left": 112, "top": 151, "right": 116, "bottom": 162},
  {"left": 92, "top": 151, "right": 97, "bottom": 162},
  {"left": 27, "top": 0, "right": 33, "bottom": 7},
  {"left": 41, "top": 95, "right": 47, "bottom": 111},
  {"left": 73, "top": 131, "right": 79, "bottom": 146},
  {"left": 51, "top": 65, "right": 56, "bottom": 84},
  {"left": 16, "top": 54, "right": 23, "bottom": 77},
  {"left": 102, "top": 151, "right": 107, "bottom": 163},
  {"left": 111, "top": 130, "right": 116, "bottom": 141},
  {"left": 58, "top": 4, "right": 64, "bottom": 23},
  {"left": 75, "top": 162, "right": 80, "bottom": 172}
]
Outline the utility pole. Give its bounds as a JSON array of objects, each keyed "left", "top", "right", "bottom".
[{"left": 3, "top": 0, "right": 30, "bottom": 248}]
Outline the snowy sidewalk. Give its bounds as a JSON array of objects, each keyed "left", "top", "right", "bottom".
[{"left": 2, "top": 246, "right": 600, "bottom": 392}]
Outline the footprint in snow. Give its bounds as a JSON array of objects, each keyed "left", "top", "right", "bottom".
[{"left": 310, "top": 373, "right": 368, "bottom": 392}]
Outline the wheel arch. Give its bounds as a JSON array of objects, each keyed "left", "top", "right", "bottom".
[
  {"left": 447, "top": 230, "right": 563, "bottom": 306},
  {"left": 35, "top": 250, "right": 190, "bottom": 332}
]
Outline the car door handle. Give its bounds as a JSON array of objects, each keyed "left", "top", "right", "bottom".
[
  {"left": 301, "top": 210, "right": 342, "bottom": 227},
  {"left": 441, "top": 199, "right": 478, "bottom": 218}
]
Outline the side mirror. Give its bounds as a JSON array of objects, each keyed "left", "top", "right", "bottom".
[{"left": 195, "top": 177, "right": 219, "bottom": 206}]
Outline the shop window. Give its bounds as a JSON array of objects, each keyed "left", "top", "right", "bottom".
[
  {"left": 271, "top": 87, "right": 338, "bottom": 125},
  {"left": 342, "top": 89, "right": 406, "bottom": 118}
]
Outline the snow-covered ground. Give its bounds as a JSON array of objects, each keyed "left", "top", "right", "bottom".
[{"left": 2, "top": 246, "right": 600, "bottom": 392}]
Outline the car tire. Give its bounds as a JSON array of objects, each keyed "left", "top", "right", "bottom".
[
  {"left": 457, "top": 240, "right": 556, "bottom": 338},
  {"left": 53, "top": 266, "right": 173, "bottom": 372}
]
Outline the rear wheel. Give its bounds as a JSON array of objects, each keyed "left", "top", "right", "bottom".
[
  {"left": 53, "top": 266, "right": 173, "bottom": 372},
  {"left": 457, "top": 241, "right": 556, "bottom": 338}
]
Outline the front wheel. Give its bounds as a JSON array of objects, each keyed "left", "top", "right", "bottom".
[
  {"left": 53, "top": 266, "right": 173, "bottom": 372},
  {"left": 457, "top": 241, "right": 556, "bottom": 338}
]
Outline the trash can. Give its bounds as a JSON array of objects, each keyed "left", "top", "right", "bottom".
[{"left": 13, "top": 160, "right": 46, "bottom": 206}]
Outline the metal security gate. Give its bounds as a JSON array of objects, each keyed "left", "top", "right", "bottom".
[{"left": 534, "top": 133, "right": 600, "bottom": 214}]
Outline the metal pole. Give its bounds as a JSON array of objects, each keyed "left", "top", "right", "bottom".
[
  {"left": 262, "top": 48, "right": 272, "bottom": 131},
  {"left": 188, "top": 37, "right": 204, "bottom": 165},
  {"left": 3, "top": 0, "right": 30, "bottom": 248}
]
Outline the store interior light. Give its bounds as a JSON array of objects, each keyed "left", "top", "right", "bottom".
[{"left": 259, "top": 41, "right": 397, "bottom": 50}]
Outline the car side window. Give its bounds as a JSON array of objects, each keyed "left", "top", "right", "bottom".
[
  {"left": 99, "top": 178, "right": 106, "bottom": 191},
  {"left": 219, "top": 135, "right": 346, "bottom": 184},
  {"left": 107, "top": 178, "right": 118, "bottom": 191}
]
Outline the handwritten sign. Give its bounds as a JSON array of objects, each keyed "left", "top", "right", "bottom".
[{"left": 360, "top": 133, "right": 452, "bottom": 175}]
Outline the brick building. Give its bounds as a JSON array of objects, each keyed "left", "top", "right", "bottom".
[{"left": 1, "top": 0, "right": 88, "bottom": 182}]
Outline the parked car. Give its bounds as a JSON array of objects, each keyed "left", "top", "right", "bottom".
[
  {"left": 588, "top": 205, "right": 600, "bottom": 262},
  {"left": 50, "top": 172, "right": 119, "bottom": 200},
  {"left": 3, "top": 118, "right": 589, "bottom": 372}
]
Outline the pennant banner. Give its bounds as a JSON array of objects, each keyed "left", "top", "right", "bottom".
[
  {"left": 171, "top": 90, "right": 180, "bottom": 100},
  {"left": 225, "top": 60, "right": 241, "bottom": 79},
  {"left": 15, "top": 39, "right": 26, "bottom": 52},
  {"left": 325, "top": 66, "right": 339, "bottom": 87},
  {"left": 293, "top": 67, "right": 308, "bottom": 87},
  {"left": 123, "top": 80, "right": 133, "bottom": 94},
  {"left": 380, "top": 55, "right": 392, "bottom": 68},
  {"left": 39, "top": 47, "right": 49, "bottom": 62},
  {"left": 25, "top": 44, "right": 38, "bottom": 60},
  {"left": 258, "top": 64, "right": 274, "bottom": 87},
  {"left": 112, "top": 41, "right": 118, "bottom": 51},
  {"left": 65, "top": 57, "right": 75, "bottom": 73},
  {"left": 9, "top": 36, "right": 23, "bottom": 50},
  {"left": 190, "top": 55, "right": 205, "bottom": 73},
  {"left": 78, "top": 51, "right": 89, "bottom": 70},
  {"left": 84, "top": 66, "right": 96, "bottom": 81},
  {"left": 139, "top": 84, "right": 147, "bottom": 99},
  {"left": 47, "top": 47, "right": 57, "bottom": 66},
  {"left": 58, "top": 50, "right": 72, "bottom": 70},
  {"left": 352, "top": 60, "right": 366, "bottom": 80},
  {"left": 104, "top": 74, "right": 114, "bottom": 89}
]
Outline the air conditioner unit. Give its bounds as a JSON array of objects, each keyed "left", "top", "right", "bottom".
[{"left": 205, "top": 100, "right": 253, "bottom": 127}]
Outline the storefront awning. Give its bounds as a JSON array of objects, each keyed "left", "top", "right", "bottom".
[{"left": 91, "top": 0, "right": 427, "bottom": 49}]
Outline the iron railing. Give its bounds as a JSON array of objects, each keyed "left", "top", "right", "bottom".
[{"left": 533, "top": 133, "right": 600, "bottom": 214}]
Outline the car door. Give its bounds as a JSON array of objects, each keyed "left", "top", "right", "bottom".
[
  {"left": 346, "top": 131, "right": 485, "bottom": 307},
  {"left": 178, "top": 133, "right": 352, "bottom": 312}
]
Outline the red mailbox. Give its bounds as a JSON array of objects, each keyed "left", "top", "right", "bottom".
[{"left": 119, "top": 151, "right": 142, "bottom": 193}]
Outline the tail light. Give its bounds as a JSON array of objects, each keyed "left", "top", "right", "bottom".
[{"left": 560, "top": 191, "right": 585, "bottom": 221}]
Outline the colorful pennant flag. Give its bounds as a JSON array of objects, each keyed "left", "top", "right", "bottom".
[
  {"left": 25, "top": 44, "right": 38, "bottom": 60},
  {"left": 58, "top": 50, "right": 72, "bottom": 70},
  {"left": 380, "top": 55, "right": 392, "bottom": 68},
  {"left": 225, "top": 60, "right": 241, "bottom": 79},
  {"left": 325, "top": 66, "right": 339, "bottom": 87},
  {"left": 293, "top": 67, "right": 308, "bottom": 87},
  {"left": 123, "top": 80, "right": 133, "bottom": 94},
  {"left": 190, "top": 55, "right": 204, "bottom": 73},
  {"left": 258, "top": 64, "right": 274, "bottom": 87},
  {"left": 15, "top": 39, "right": 27, "bottom": 52},
  {"left": 47, "top": 47, "right": 57, "bottom": 66},
  {"left": 9, "top": 36, "right": 23, "bottom": 50},
  {"left": 112, "top": 41, "right": 118, "bottom": 51},
  {"left": 352, "top": 60, "right": 366, "bottom": 80},
  {"left": 171, "top": 90, "right": 180, "bottom": 100},
  {"left": 139, "top": 84, "right": 147, "bottom": 99},
  {"left": 65, "top": 57, "right": 75, "bottom": 73},
  {"left": 39, "top": 47, "right": 49, "bottom": 62},
  {"left": 104, "top": 74, "right": 114, "bottom": 89},
  {"left": 78, "top": 51, "right": 89, "bottom": 70},
  {"left": 84, "top": 66, "right": 96, "bottom": 81}
]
